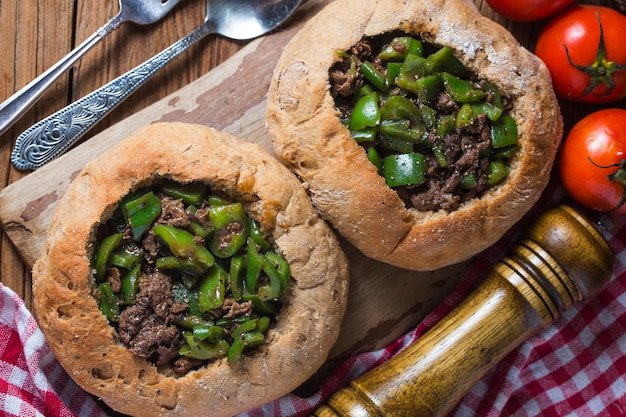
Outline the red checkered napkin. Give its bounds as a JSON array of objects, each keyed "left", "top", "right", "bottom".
[
  {"left": 2, "top": 185, "right": 626, "bottom": 416},
  {"left": 0, "top": 284, "right": 106, "bottom": 417}
]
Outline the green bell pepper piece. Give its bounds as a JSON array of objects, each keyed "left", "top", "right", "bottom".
[
  {"left": 415, "top": 74, "right": 443, "bottom": 104},
  {"left": 361, "top": 61, "right": 389, "bottom": 92},
  {"left": 248, "top": 218, "right": 270, "bottom": 252},
  {"left": 387, "top": 62, "right": 403, "bottom": 86},
  {"left": 458, "top": 173, "right": 478, "bottom": 190},
  {"left": 491, "top": 113, "right": 518, "bottom": 149},
  {"left": 109, "top": 243, "right": 143, "bottom": 270},
  {"left": 367, "top": 146, "right": 383, "bottom": 175},
  {"left": 492, "top": 144, "right": 519, "bottom": 159},
  {"left": 486, "top": 160, "right": 510, "bottom": 186},
  {"left": 152, "top": 224, "right": 215, "bottom": 267},
  {"left": 198, "top": 264, "right": 227, "bottom": 312},
  {"left": 179, "top": 332, "right": 229, "bottom": 360},
  {"left": 396, "top": 54, "right": 431, "bottom": 94},
  {"left": 122, "top": 191, "right": 162, "bottom": 240},
  {"left": 380, "top": 95, "right": 423, "bottom": 125},
  {"left": 245, "top": 238, "right": 264, "bottom": 293},
  {"left": 94, "top": 233, "right": 123, "bottom": 282},
  {"left": 160, "top": 181, "right": 207, "bottom": 206},
  {"left": 426, "top": 46, "right": 467, "bottom": 77},
  {"left": 383, "top": 153, "right": 427, "bottom": 188},
  {"left": 379, "top": 119, "right": 423, "bottom": 143},
  {"left": 349, "top": 92, "right": 381, "bottom": 131},
  {"left": 264, "top": 251, "right": 290, "bottom": 298},
  {"left": 377, "top": 36, "right": 423, "bottom": 61},
  {"left": 229, "top": 255, "right": 245, "bottom": 301},
  {"left": 192, "top": 325, "right": 226, "bottom": 342},
  {"left": 156, "top": 256, "right": 208, "bottom": 275},
  {"left": 456, "top": 103, "right": 475, "bottom": 128},
  {"left": 350, "top": 127, "right": 378, "bottom": 143},
  {"left": 441, "top": 72, "right": 486, "bottom": 103},
  {"left": 208, "top": 202, "right": 250, "bottom": 258},
  {"left": 97, "top": 282, "right": 120, "bottom": 322},
  {"left": 173, "top": 314, "right": 214, "bottom": 330},
  {"left": 120, "top": 263, "right": 141, "bottom": 305}
]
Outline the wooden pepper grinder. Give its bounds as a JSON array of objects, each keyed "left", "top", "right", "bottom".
[{"left": 311, "top": 205, "right": 615, "bottom": 417}]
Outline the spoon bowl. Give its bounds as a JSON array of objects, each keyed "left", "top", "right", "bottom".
[
  {"left": 12, "top": 0, "right": 303, "bottom": 170},
  {"left": 120, "top": 0, "right": 183, "bottom": 26},
  {"left": 208, "top": 0, "right": 303, "bottom": 40}
]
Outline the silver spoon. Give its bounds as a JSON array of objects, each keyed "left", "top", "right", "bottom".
[
  {"left": 11, "top": 0, "right": 302, "bottom": 171},
  {"left": 0, "top": 0, "right": 183, "bottom": 138}
]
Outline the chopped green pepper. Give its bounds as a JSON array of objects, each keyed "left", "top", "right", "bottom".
[
  {"left": 198, "top": 264, "right": 227, "bottom": 312},
  {"left": 486, "top": 160, "right": 510, "bottom": 186},
  {"left": 456, "top": 103, "right": 475, "bottom": 127},
  {"left": 94, "top": 233, "right": 123, "bottom": 282},
  {"left": 367, "top": 146, "right": 383, "bottom": 175},
  {"left": 380, "top": 119, "right": 423, "bottom": 143},
  {"left": 441, "top": 72, "right": 486, "bottom": 103},
  {"left": 383, "top": 153, "right": 427, "bottom": 188},
  {"left": 350, "top": 127, "right": 378, "bottom": 143},
  {"left": 229, "top": 255, "right": 245, "bottom": 301},
  {"left": 349, "top": 91, "right": 381, "bottom": 131},
  {"left": 248, "top": 218, "right": 270, "bottom": 252},
  {"left": 264, "top": 251, "right": 290, "bottom": 298},
  {"left": 179, "top": 331, "right": 229, "bottom": 360},
  {"left": 458, "top": 173, "right": 478, "bottom": 190},
  {"left": 192, "top": 324, "right": 226, "bottom": 342},
  {"left": 361, "top": 61, "right": 389, "bottom": 92},
  {"left": 426, "top": 46, "right": 467, "bottom": 77},
  {"left": 173, "top": 314, "right": 214, "bottom": 330},
  {"left": 97, "top": 282, "right": 120, "bottom": 322},
  {"left": 377, "top": 36, "right": 423, "bottom": 61},
  {"left": 122, "top": 191, "right": 162, "bottom": 240},
  {"left": 152, "top": 224, "right": 215, "bottom": 267},
  {"left": 160, "top": 181, "right": 207, "bottom": 206},
  {"left": 208, "top": 202, "right": 250, "bottom": 258},
  {"left": 120, "top": 264, "right": 141, "bottom": 305},
  {"left": 396, "top": 54, "right": 431, "bottom": 93},
  {"left": 245, "top": 238, "right": 264, "bottom": 293},
  {"left": 491, "top": 113, "right": 518, "bottom": 148},
  {"left": 109, "top": 243, "right": 143, "bottom": 270},
  {"left": 156, "top": 256, "right": 208, "bottom": 275}
]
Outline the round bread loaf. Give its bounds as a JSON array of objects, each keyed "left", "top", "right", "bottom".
[
  {"left": 266, "top": 0, "right": 563, "bottom": 271},
  {"left": 32, "top": 123, "right": 349, "bottom": 416}
]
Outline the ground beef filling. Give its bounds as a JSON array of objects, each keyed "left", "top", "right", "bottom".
[
  {"left": 92, "top": 183, "right": 288, "bottom": 375},
  {"left": 330, "top": 34, "right": 516, "bottom": 212}
]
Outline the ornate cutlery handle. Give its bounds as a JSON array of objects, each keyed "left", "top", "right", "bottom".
[
  {"left": 0, "top": 16, "right": 123, "bottom": 138},
  {"left": 11, "top": 25, "right": 209, "bottom": 171}
]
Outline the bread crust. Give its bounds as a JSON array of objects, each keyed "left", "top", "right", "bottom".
[
  {"left": 266, "top": 0, "right": 563, "bottom": 271},
  {"left": 32, "top": 123, "right": 349, "bottom": 416}
]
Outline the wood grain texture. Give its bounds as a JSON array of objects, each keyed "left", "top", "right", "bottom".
[
  {"left": 312, "top": 206, "right": 615, "bottom": 416},
  {"left": 0, "top": 0, "right": 623, "bottom": 373}
]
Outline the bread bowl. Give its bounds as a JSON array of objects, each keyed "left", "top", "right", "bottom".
[
  {"left": 32, "top": 122, "right": 349, "bottom": 416},
  {"left": 266, "top": 0, "right": 563, "bottom": 271}
]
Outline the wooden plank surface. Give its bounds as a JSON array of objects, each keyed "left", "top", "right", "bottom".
[{"left": 0, "top": 0, "right": 622, "bottom": 374}]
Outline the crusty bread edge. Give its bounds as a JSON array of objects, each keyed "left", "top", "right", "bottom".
[
  {"left": 32, "top": 123, "right": 350, "bottom": 416},
  {"left": 266, "top": 0, "right": 563, "bottom": 271}
]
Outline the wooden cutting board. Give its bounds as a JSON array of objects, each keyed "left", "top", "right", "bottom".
[{"left": 0, "top": 0, "right": 474, "bottom": 371}]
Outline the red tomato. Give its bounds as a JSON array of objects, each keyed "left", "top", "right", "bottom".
[
  {"left": 559, "top": 109, "right": 626, "bottom": 214},
  {"left": 535, "top": 5, "right": 626, "bottom": 104},
  {"left": 485, "top": 0, "right": 574, "bottom": 22}
]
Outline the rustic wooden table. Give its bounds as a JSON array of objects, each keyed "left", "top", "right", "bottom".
[
  {"left": 0, "top": 0, "right": 623, "bottom": 409},
  {"left": 0, "top": 0, "right": 242, "bottom": 311}
]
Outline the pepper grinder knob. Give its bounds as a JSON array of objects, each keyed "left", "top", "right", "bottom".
[{"left": 311, "top": 205, "right": 615, "bottom": 417}]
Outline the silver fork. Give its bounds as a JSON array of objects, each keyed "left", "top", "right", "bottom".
[
  {"left": 11, "top": 0, "right": 302, "bottom": 171},
  {"left": 0, "top": 0, "right": 182, "bottom": 137}
]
